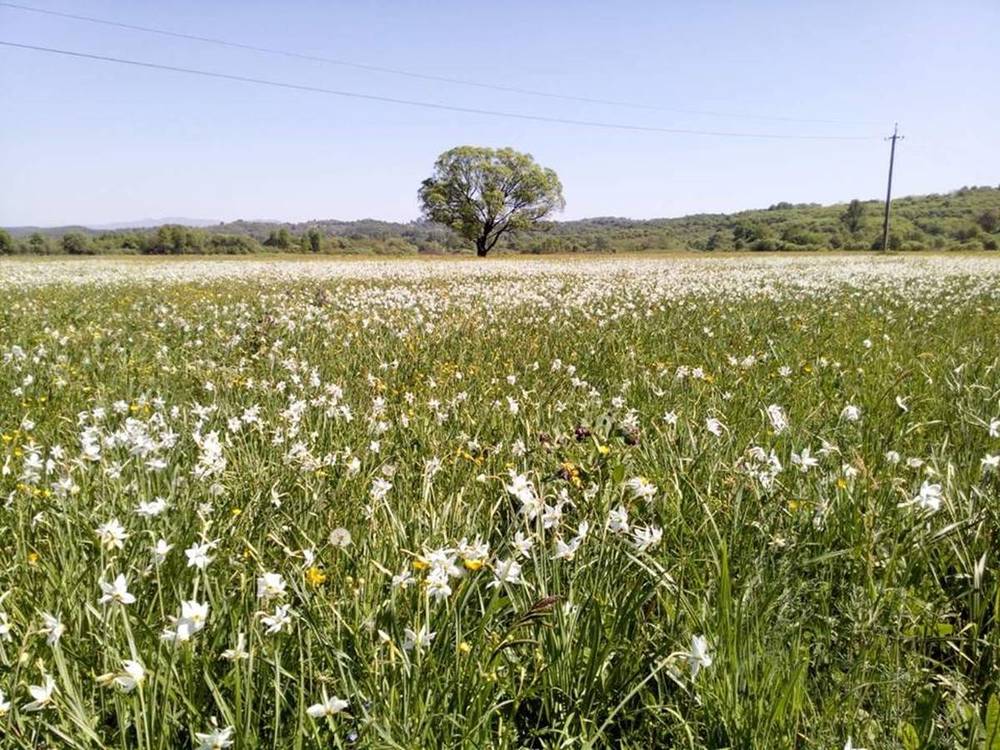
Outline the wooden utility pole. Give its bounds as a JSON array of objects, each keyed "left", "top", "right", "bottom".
[{"left": 881, "top": 123, "right": 903, "bottom": 252}]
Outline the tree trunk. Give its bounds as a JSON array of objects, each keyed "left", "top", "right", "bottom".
[{"left": 475, "top": 237, "right": 489, "bottom": 257}]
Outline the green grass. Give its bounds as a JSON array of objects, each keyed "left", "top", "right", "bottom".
[{"left": 0, "top": 257, "right": 998, "bottom": 748}]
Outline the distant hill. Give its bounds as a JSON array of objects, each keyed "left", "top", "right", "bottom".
[
  {"left": 6, "top": 217, "right": 219, "bottom": 235},
  {"left": 3, "top": 186, "right": 998, "bottom": 254},
  {"left": 90, "top": 217, "right": 221, "bottom": 230}
]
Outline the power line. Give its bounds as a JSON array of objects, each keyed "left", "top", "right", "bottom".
[
  {"left": 0, "top": 41, "right": 880, "bottom": 141},
  {"left": 0, "top": 0, "right": 876, "bottom": 127}
]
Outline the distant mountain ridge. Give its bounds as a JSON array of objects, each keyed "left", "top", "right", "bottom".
[
  {"left": 91, "top": 217, "right": 221, "bottom": 230},
  {"left": 6, "top": 217, "right": 220, "bottom": 235}
]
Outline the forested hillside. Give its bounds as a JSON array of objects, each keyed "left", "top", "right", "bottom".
[{"left": 3, "top": 185, "right": 998, "bottom": 255}]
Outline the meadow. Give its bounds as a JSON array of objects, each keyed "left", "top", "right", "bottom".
[{"left": 1, "top": 254, "right": 998, "bottom": 748}]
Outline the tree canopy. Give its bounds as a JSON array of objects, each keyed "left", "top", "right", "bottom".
[{"left": 418, "top": 146, "right": 565, "bottom": 256}]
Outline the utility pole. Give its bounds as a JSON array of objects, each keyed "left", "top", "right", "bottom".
[{"left": 881, "top": 123, "right": 903, "bottom": 252}]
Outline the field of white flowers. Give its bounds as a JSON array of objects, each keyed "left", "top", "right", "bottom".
[{"left": 1, "top": 254, "right": 999, "bottom": 749}]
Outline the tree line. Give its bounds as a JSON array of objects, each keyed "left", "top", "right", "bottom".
[{"left": 3, "top": 186, "right": 998, "bottom": 257}]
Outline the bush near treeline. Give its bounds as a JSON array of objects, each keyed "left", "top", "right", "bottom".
[{"left": 2, "top": 185, "right": 998, "bottom": 256}]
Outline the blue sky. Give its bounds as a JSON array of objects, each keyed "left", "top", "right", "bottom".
[{"left": 1, "top": 0, "right": 997, "bottom": 226}]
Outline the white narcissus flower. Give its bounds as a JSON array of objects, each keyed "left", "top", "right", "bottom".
[
  {"left": 161, "top": 600, "right": 209, "bottom": 645},
  {"left": 0, "top": 611, "right": 13, "bottom": 641},
  {"left": 607, "top": 505, "right": 630, "bottom": 534},
  {"left": 705, "top": 417, "right": 725, "bottom": 436},
  {"left": 631, "top": 525, "right": 663, "bottom": 553},
  {"left": 402, "top": 625, "right": 435, "bottom": 652},
  {"left": 256, "top": 572, "right": 287, "bottom": 601},
  {"left": 135, "top": 497, "right": 168, "bottom": 517},
  {"left": 488, "top": 557, "right": 523, "bottom": 588},
  {"left": 96, "top": 518, "right": 128, "bottom": 550},
  {"left": 98, "top": 660, "right": 146, "bottom": 692},
  {"left": 687, "top": 635, "right": 712, "bottom": 678},
  {"left": 152, "top": 538, "right": 173, "bottom": 565},
  {"left": 391, "top": 568, "right": 416, "bottom": 589},
  {"left": 425, "top": 569, "right": 452, "bottom": 601},
  {"left": 507, "top": 471, "right": 542, "bottom": 519},
  {"left": 260, "top": 604, "right": 293, "bottom": 635},
  {"left": 990, "top": 418, "right": 1000, "bottom": 438},
  {"left": 0, "top": 687, "right": 10, "bottom": 715},
  {"left": 221, "top": 633, "right": 249, "bottom": 662},
  {"left": 369, "top": 477, "right": 392, "bottom": 502},
  {"left": 185, "top": 540, "right": 217, "bottom": 570},
  {"left": 552, "top": 536, "right": 581, "bottom": 561},
  {"left": 40, "top": 613, "right": 65, "bottom": 645},
  {"left": 194, "top": 725, "right": 234, "bottom": 750},
  {"left": 982, "top": 454, "right": 999, "bottom": 473},
  {"left": 625, "top": 476, "right": 656, "bottom": 500},
  {"left": 116, "top": 660, "right": 146, "bottom": 692},
  {"left": 456, "top": 536, "right": 489, "bottom": 569},
  {"left": 306, "top": 693, "right": 349, "bottom": 719},
  {"left": 791, "top": 447, "right": 819, "bottom": 473},
  {"left": 766, "top": 404, "right": 788, "bottom": 434},
  {"left": 99, "top": 574, "right": 136, "bottom": 606},
  {"left": 22, "top": 674, "right": 56, "bottom": 711},
  {"left": 912, "top": 481, "right": 943, "bottom": 512},
  {"left": 512, "top": 530, "right": 534, "bottom": 557},
  {"left": 541, "top": 502, "right": 564, "bottom": 530}
]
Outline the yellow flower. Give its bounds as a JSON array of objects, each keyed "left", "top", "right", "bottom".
[
  {"left": 412, "top": 558, "right": 430, "bottom": 571},
  {"left": 836, "top": 478, "right": 848, "bottom": 490},
  {"left": 458, "top": 641, "right": 471, "bottom": 654},
  {"left": 305, "top": 566, "right": 327, "bottom": 587},
  {"left": 463, "top": 559, "right": 484, "bottom": 572},
  {"left": 230, "top": 507, "right": 242, "bottom": 516},
  {"left": 597, "top": 444, "right": 610, "bottom": 456},
  {"left": 27, "top": 551, "right": 39, "bottom": 565}
]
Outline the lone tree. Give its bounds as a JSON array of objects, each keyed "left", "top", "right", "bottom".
[
  {"left": 419, "top": 146, "right": 564, "bottom": 257},
  {"left": 840, "top": 199, "right": 866, "bottom": 235}
]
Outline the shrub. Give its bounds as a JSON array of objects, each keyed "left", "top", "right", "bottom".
[{"left": 62, "top": 231, "right": 93, "bottom": 255}]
